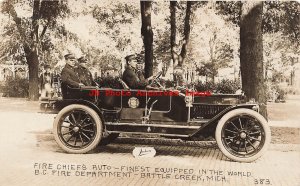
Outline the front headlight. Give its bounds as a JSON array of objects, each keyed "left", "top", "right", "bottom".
[
  {"left": 185, "top": 95, "right": 193, "bottom": 107},
  {"left": 246, "top": 98, "right": 256, "bottom": 104},
  {"left": 252, "top": 105, "right": 259, "bottom": 112}
]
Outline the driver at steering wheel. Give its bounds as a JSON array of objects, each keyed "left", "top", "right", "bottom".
[{"left": 122, "top": 54, "right": 153, "bottom": 89}]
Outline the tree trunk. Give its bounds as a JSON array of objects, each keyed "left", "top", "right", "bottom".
[
  {"left": 140, "top": 1, "right": 153, "bottom": 78},
  {"left": 24, "top": 46, "right": 39, "bottom": 100},
  {"left": 290, "top": 57, "right": 298, "bottom": 86},
  {"left": 212, "top": 73, "right": 215, "bottom": 83},
  {"left": 240, "top": 2, "right": 267, "bottom": 119},
  {"left": 170, "top": 1, "right": 178, "bottom": 67},
  {"left": 5, "top": 0, "right": 40, "bottom": 100},
  {"left": 170, "top": 1, "right": 193, "bottom": 83},
  {"left": 170, "top": 1, "right": 192, "bottom": 67},
  {"left": 27, "top": 0, "right": 40, "bottom": 101},
  {"left": 209, "top": 35, "right": 216, "bottom": 83},
  {"left": 178, "top": 1, "right": 192, "bottom": 67}
]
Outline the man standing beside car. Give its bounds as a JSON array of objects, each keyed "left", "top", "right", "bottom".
[{"left": 39, "top": 64, "right": 53, "bottom": 99}]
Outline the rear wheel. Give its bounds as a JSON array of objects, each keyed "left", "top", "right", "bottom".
[
  {"left": 215, "top": 108, "right": 270, "bottom": 162},
  {"left": 53, "top": 104, "right": 103, "bottom": 153}
]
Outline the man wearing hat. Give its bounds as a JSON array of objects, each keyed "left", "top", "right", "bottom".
[
  {"left": 60, "top": 53, "right": 83, "bottom": 98},
  {"left": 122, "top": 54, "right": 153, "bottom": 89},
  {"left": 78, "top": 56, "right": 94, "bottom": 86}
]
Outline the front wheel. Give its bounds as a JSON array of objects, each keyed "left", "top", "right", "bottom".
[
  {"left": 53, "top": 104, "right": 103, "bottom": 153},
  {"left": 215, "top": 108, "right": 271, "bottom": 162}
]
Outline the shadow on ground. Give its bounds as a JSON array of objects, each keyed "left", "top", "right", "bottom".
[{"left": 31, "top": 129, "right": 224, "bottom": 158}]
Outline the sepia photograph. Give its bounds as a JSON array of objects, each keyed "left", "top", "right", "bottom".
[{"left": 0, "top": 0, "right": 299, "bottom": 185}]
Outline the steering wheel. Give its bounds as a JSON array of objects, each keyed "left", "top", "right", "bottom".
[
  {"left": 148, "top": 71, "right": 163, "bottom": 89},
  {"left": 153, "top": 71, "right": 162, "bottom": 81}
]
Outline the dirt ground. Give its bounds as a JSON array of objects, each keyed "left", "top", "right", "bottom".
[
  {"left": 268, "top": 95, "right": 300, "bottom": 121},
  {"left": 267, "top": 95, "right": 300, "bottom": 144},
  {"left": 271, "top": 127, "right": 300, "bottom": 144}
]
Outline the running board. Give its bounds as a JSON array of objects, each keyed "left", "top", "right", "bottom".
[
  {"left": 105, "top": 122, "right": 200, "bottom": 137},
  {"left": 189, "top": 119, "right": 210, "bottom": 123},
  {"left": 109, "top": 131, "right": 189, "bottom": 138},
  {"left": 105, "top": 122, "right": 200, "bottom": 129}
]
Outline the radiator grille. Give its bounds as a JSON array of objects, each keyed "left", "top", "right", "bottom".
[{"left": 191, "top": 104, "right": 230, "bottom": 119}]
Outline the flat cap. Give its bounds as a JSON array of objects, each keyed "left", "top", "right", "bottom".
[
  {"left": 64, "top": 53, "right": 75, "bottom": 60},
  {"left": 125, "top": 54, "right": 136, "bottom": 62},
  {"left": 78, "top": 57, "right": 87, "bottom": 63}
]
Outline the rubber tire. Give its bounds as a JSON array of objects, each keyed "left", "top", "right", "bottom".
[
  {"left": 99, "top": 133, "right": 120, "bottom": 146},
  {"left": 215, "top": 108, "right": 271, "bottom": 162},
  {"left": 53, "top": 104, "right": 103, "bottom": 154}
]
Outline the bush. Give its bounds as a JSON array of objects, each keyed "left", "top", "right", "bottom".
[
  {"left": 194, "top": 81, "right": 216, "bottom": 92},
  {"left": 266, "top": 83, "right": 276, "bottom": 101},
  {"left": 277, "top": 87, "right": 286, "bottom": 100},
  {"left": 1, "top": 76, "right": 29, "bottom": 97},
  {"left": 95, "top": 77, "right": 239, "bottom": 94},
  {"left": 286, "top": 86, "right": 300, "bottom": 95},
  {"left": 0, "top": 82, "right": 4, "bottom": 97},
  {"left": 194, "top": 79, "right": 239, "bottom": 94},
  {"left": 95, "top": 77, "right": 122, "bottom": 89},
  {"left": 266, "top": 83, "right": 288, "bottom": 102},
  {"left": 215, "top": 79, "right": 240, "bottom": 94}
]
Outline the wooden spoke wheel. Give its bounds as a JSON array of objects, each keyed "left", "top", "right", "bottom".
[
  {"left": 53, "top": 104, "right": 103, "bottom": 153},
  {"left": 216, "top": 109, "right": 270, "bottom": 162}
]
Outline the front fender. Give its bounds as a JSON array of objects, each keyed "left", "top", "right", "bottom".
[{"left": 190, "top": 104, "right": 258, "bottom": 137}]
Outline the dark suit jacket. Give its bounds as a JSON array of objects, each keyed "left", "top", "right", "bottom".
[
  {"left": 78, "top": 66, "right": 94, "bottom": 86},
  {"left": 122, "top": 66, "right": 148, "bottom": 89},
  {"left": 60, "top": 64, "right": 81, "bottom": 99},
  {"left": 61, "top": 64, "right": 81, "bottom": 88}
]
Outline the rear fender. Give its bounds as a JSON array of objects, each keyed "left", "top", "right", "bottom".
[{"left": 54, "top": 99, "right": 103, "bottom": 118}]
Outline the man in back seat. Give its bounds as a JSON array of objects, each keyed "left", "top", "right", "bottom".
[
  {"left": 78, "top": 56, "right": 95, "bottom": 86},
  {"left": 61, "top": 54, "right": 82, "bottom": 86},
  {"left": 60, "top": 53, "right": 84, "bottom": 98}
]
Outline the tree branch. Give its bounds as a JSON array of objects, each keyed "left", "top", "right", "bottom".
[
  {"left": 4, "top": 1, "right": 31, "bottom": 51},
  {"left": 40, "top": 18, "right": 50, "bottom": 39}
]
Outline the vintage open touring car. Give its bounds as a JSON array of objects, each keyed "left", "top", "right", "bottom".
[{"left": 41, "top": 72, "right": 271, "bottom": 162}]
